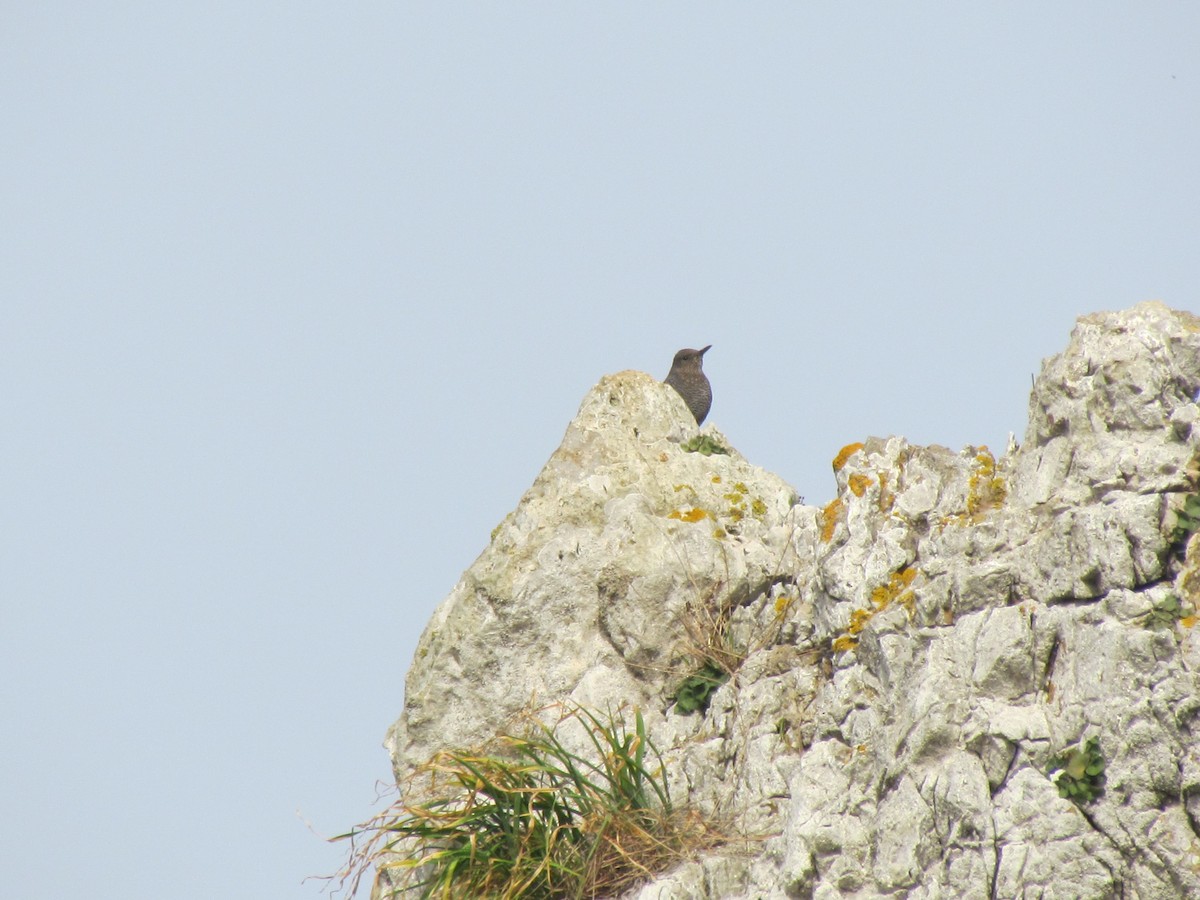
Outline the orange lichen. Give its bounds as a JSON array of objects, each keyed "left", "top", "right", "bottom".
[
  {"left": 820, "top": 498, "right": 844, "bottom": 542},
  {"left": 831, "top": 635, "right": 858, "bottom": 653},
  {"left": 668, "top": 507, "right": 710, "bottom": 523},
  {"left": 833, "top": 442, "right": 865, "bottom": 473},
  {"left": 941, "top": 446, "right": 1008, "bottom": 527},
  {"left": 834, "top": 566, "right": 920, "bottom": 651},
  {"left": 848, "top": 474, "right": 874, "bottom": 497},
  {"left": 848, "top": 608, "right": 873, "bottom": 635},
  {"left": 966, "top": 447, "right": 1008, "bottom": 517},
  {"left": 868, "top": 566, "right": 918, "bottom": 616}
]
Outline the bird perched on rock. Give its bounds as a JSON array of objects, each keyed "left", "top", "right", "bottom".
[{"left": 664, "top": 345, "right": 712, "bottom": 425}]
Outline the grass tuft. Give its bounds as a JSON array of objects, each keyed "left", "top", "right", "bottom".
[{"left": 328, "top": 705, "right": 724, "bottom": 899}]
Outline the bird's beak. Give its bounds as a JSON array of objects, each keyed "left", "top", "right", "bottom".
[{"left": 700, "top": 344, "right": 712, "bottom": 356}]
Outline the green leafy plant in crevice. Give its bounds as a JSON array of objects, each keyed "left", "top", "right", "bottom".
[
  {"left": 670, "top": 661, "right": 729, "bottom": 715},
  {"left": 328, "top": 705, "right": 723, "bottom": 900},
  {"left": 671, "top": 581, "right": 800, "bottom": 718},
  {"left": 1048, "top": 737, "right": 1106, "bottom": 803},
  {"left": 1171, "top": 494, "right": 1200, "bottom": 547},
  {"left": 1143, "top": 593, "right": 1195, "bottom": 630},
  {"left": 681, "top": 434, "right": 728, "bottom": 456},
  {"left": 664, "top": 497, "right": 806, "bottom": 724},
  {"left": 671, "top": 581, "right": 744, "bottom": 717}
]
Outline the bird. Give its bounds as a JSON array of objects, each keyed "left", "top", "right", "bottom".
[{"left": 663, "top": 345, "right": 712, "bottom": 425}]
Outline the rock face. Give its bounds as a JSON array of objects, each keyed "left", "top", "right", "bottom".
[{"left": 383, "top": 302, "right": 1200, "bottom": 899}]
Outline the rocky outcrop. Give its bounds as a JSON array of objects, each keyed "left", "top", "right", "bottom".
[{"left": 383, "top": 301, "right": 1200, "bottom": 898}]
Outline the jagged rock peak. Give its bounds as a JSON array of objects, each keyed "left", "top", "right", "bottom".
[{"left": 387, "top": 367, "right": 809, "bottom": 774}]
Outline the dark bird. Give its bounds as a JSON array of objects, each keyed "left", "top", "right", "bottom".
[{"left": 664, "top": 345, "right": 712, "bottom": 425}]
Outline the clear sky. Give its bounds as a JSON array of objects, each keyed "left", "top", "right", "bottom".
[{"left": 2, "top": 4, "right": 1197, "bottom": 898}]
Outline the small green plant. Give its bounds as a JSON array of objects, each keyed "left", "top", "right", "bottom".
[
  {"left": 1049, "top": 737, "right": 1106, "bottom": 803},
  {"left": 1143, "top": 593, "right": 1192, "bottom": 630},
  {"left": 681, "top": 435, "right": 728, "bottom": 456},
  {"left": 329, "top": 705, "right": 722, "bottom": 899},
  {"left": 673, "top": 580, "right": 799, "bottom": 717},
  {"left": 674, "top": 585, "right": 748, "bottom": 717},
  {"left": 1172, "top": 494, "right": 1200, "bottom": 545},
  {"left": 670, "top": 662, "right": 729, "bottom": 715}
]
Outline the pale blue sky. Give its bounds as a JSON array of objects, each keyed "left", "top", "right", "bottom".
[{"left": 2, "top": 4, "right": 1197, "bottom": 898}]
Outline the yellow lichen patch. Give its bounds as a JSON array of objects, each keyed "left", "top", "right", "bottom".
[
  {"left": 712, "top": 528, "right": 727, "bottom": 540},
  {"left": 942, "top": 446, "right": 1008, "bottom": 527},
  {"left": 833, "top": 442, "right": 866, "bottom": 472},
  {"left": 721, "top": 487, "right": 750, "bottom": 526},
  {"left": 848, "top": 473, "right": 874, "bottom": 497},
  {"left": 833, "top": 566, "right": 919, "bottom": 653},
  {"left": 751, "top": 498, "right": 767, "bottom": 517},
  {"left": 965, "top": 447, "right": 1008, "bottom": 518},
  {"left": 668, "top": 507, "right": 710, "bottom": 523},
  {"left": 848, "top": 608, "right": 873, "bottom": 635},
  {"left": 877, "top": 471, "right": 894, "bottom": 513},
  {"left": 774, "top": 594, "right": 795, "bottom": 615},
  {"left": 869, "top": 566, "right": 918, "bottom": 612},
  {"left": 831, "top": 635, "right": 858, "bottom": 653},
  {"left": 734, "top": 481, "right": 749, "bottom": 493},
  {"left": 820, "top": 498, "right": 844, "bottom": 542},
  {"left": 711, "top": 475, "right": 722, "bottom": 483}
]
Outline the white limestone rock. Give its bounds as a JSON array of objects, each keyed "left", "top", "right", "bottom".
[{"left": 382, "top": 302, "right": 1200, "bottom": 898}]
